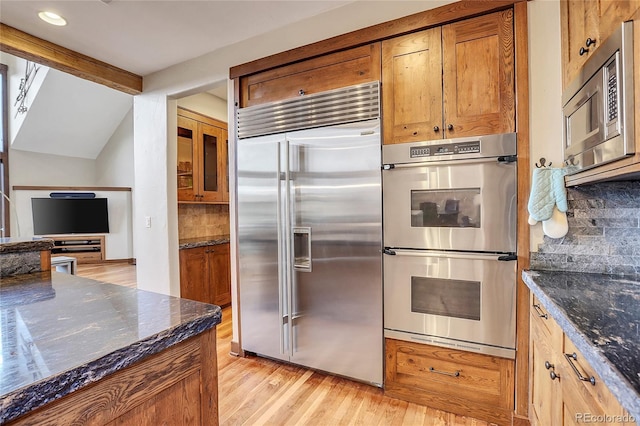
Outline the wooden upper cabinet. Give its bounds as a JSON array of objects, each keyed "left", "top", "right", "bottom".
[
  {"left": 560, "top": 0, "right": 639, "bottom": 88},
  {"left": 177, "top": 108, "right": 228, "bottom": 204},
  {"left": 240, "top": 43, "right": 381, "bottom": 107},
  {"left": 382, "top": 27, "right": 443, "bottom": 144},
  {"left": 382, "top": 9, "right": 515, "bottom": 144},
  {"left": 442, "top": 9, "right": 515, "bottom": 139}
]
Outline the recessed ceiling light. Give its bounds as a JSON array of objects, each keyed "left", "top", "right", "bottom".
[{"left": 38, "top": 11, "right": 67, "bottom": 26}]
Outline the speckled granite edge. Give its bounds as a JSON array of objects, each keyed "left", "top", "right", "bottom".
[
  {"left": 178, "top": 236, "right": 230, "bottom": 250},
  {"left": 0, "top": 238, "right": 54, "bottom": 254},
  {"left": 522, "top": 270, "right": 640, "bottom": 421},
  {"left": 0, "top": 308, "right": 221, "bottom": 424}
]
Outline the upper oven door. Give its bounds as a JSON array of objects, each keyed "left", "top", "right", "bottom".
[{"left": 383, "top": 154, "right": 516, "bottom": 253}]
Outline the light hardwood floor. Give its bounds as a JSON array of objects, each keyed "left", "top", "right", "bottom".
[{"left": 76, "top": 263, "right": 496, "bottom": 426}]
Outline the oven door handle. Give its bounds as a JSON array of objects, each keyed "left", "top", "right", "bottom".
[
  {"left": 382, "top": 156, "right": 510, "bottom": 169},
  {"left": 384, "top": 248, "right": 514, "bottom": 262}
]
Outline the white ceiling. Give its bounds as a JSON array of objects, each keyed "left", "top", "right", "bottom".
[{"left": 0, "top": 0, "right": 357, "bottom": 76}]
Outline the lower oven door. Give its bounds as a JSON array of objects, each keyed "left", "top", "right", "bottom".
[{"left": 383, "top": 249, "right": 516, "bottom": 358}]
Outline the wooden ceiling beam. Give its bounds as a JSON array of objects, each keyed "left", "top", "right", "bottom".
[{"left": 0, "top": 23, "right": 142, "bottom": 95}]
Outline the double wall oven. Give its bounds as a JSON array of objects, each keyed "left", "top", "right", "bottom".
[{"left": 382, "top": 133, "right": 517, "bottom": 359}]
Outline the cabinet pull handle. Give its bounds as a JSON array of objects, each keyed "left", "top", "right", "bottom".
[
  {"left": 447, "top": 124, "right": 454, "bottom": 131},
  {"left": 429, "top": 367, "right": 460, "bottom": 377},
  {"left": 585, "top": 37, "right": 596, "bottom": 47},
  {"left": 532, "top": 303, "right": 548, "bottom": 319},
  {"left": 564, "top": 352, "right": 596, "bottom": 385},
  {"left": 579, "top": 46, "right": 589, "bottom": 56}
]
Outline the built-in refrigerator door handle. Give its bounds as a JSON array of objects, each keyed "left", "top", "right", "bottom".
[
  {"left": 276, "top": 141, "right": 289, "bottom": 357},
  {"left": 293, "top": 227, "right": 312, "bottom": 272}
]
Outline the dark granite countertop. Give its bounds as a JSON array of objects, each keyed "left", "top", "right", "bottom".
[
  {"left": 179, "top": 234, "right": 230, "bottom": 250},
  {"left": 522, "top": 270, "right": 640, "bottom": 420},
  {"left": 0, "top": 237, "right": 54, "bottom": 254},
  {"left": 0, "top": 271, "right": 221, "bottom": 424}
]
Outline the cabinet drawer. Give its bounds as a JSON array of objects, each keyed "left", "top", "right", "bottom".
[
  {"left": 530, "top": 294, "right": 561, "bottom": 339},
  {"left": 385, "top": 338, "right": 514, "bottom": 425},
  {"left": 240, "top": 43, "right": 381, "bottom": 107},
  {"left": 560, "top": 336, "right": 627, "bottom": 423}
]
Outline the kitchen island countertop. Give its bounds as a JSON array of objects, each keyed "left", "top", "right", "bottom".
[
  {"left": 0, "top": 271, "right": 221, "bottom": 424},
  {"left": 522, "top": 269, "right": 640, "bottom": 420}
]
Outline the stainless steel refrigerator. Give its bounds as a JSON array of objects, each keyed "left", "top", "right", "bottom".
[{"left": 236, "top": 82, "right": 382, "bottom": 386}]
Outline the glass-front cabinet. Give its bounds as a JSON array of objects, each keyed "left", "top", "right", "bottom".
[{"left": 177, "top": 108, "right": 229, "bottom": 203}]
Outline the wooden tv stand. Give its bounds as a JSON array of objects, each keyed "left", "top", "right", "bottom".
[{"left": 46, "top": 235, "right": 105, "bottom": 264}]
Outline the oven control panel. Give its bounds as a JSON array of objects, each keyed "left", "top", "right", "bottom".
[{"left": 409, "top": 141, "right": 481, "bottom": 158}]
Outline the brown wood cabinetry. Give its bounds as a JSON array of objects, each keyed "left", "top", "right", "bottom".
[
  {"left": 560, "top": 0, "right": 639, "bottom": 89},
  {"left": 8, "top": 328, "right": 218, "bottom": 426},
  {"left": 47, "top": 235, "right": 105, "bottom": 264},
  {"left": 529, "top": 295, "right": 563, "bottom": 426},
  {"left": 385, "top": 338, "right": 515, "bottom": 425},
  {"left": 382, "top": 10, "right": 515, "bottom": 144},
  {"left": 180, "top": 243, "right": 231, "bottom": 307},
  {"left": 177, "top": 108, "right": 228, "bottom": 203},
  {"left": 528, "top": 294, "right": 634, "bottom": 426},
  {"left": 239, "top": 43, "right": 381, "bottom": 108}
]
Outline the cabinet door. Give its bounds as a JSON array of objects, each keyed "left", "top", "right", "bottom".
[
  {"left": 442, "top": 10, "right": 515, "bottom": 138},
  {"left": 240, "top": 43, "right": 381, "bottom": 107},
  {"left": 529, "top": 315, "right": 562, "bottom": 426},
  {"left": 177, "top": 116, "right": 197, "bottom": 202},
  {"left": 209, "top": 243, "right": 231, "bottom": 306},
  {"left": 382, "top": 27, "right": 443, "bottom": 144},
  {"left": 560, "top": 337, "right": 626, "bottom": 425},
  {"left": 179, "top": 247, "right": 211, "bottom": 304},
  {"left": 197, "top": 123, "right": 226, "bottom": 202},
  {"left": 560, "top": 0, "right": 600, "bottom": 88},
  {"left": 561, "top": 0, "right": 638, "bottom": 89}
]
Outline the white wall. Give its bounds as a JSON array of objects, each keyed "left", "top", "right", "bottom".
[
  {"left": 9, "top": 150, "right": 96, "bottom": 187},
  {"left": 527, "top": 0, "right": 563, "bottom": 251},
  {"left": 177, "top": 93, "right": 228, "bottom": 122},
  {"left": 96, "top": 108, "right": 134, "bottom": 187}
]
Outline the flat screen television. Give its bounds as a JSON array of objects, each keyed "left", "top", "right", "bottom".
[{"left": 31, "top": 198, "right": 110, "bottom": 235}]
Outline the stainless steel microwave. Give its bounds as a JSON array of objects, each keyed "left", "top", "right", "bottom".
[{"left": 562, "top": 21, "right": 634, "bottom": 173}]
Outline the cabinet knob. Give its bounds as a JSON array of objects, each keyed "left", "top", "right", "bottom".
[
  {"left": 544, "top": 361, "right": 553, "bottom": 370},
  {"left": 585, "top": 37, "right": 596, "bottom": 47},
  {"left": 579, "top": 46, "right": 588, "bottom": 56},
  {"left": 299, "top": 89, "right": 305, "bottom": 96},
  {"left": 549, "top": 370, "right": 560, "bottom": 380},
  {"left": 433, "top": 126, "right": 440, "bottom": 132},
  {"left": 447, "top": 124, "right": 454, "bottom": 131}
]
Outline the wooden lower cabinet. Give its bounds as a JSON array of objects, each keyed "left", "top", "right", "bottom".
[
  {"left": 8, "top": 328, "right": 218, "bottom": 425},
  {"left": 385, "top": 338, "right": 515, "bottom": 425},
  {"left": 529, "top": 295, "right": 635, "bottom": 426},
  {"left": 180, "top": 243, "right": 231, "bottom": 307}
]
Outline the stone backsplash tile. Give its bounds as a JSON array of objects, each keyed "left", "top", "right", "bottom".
[
  {"left": 178, "top": 204, "right": 230, "bottom": 239},
  {"left": 531, "top": 181, "right": 640, "bottom": 275}
]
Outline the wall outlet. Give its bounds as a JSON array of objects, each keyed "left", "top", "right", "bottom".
[{"left": 145, "top": 216, "right": 151, "bottom": 228}]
